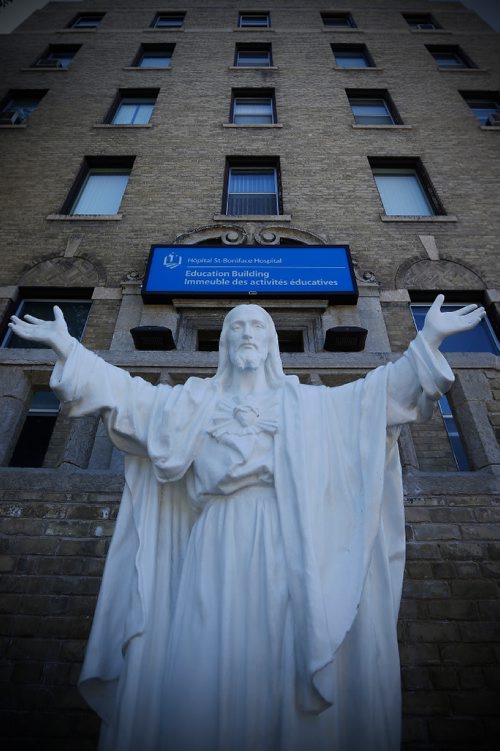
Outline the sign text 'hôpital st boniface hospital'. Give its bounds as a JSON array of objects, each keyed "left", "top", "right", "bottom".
[{"left": 143, "top": 245, "right": 358, "bottom": 303}]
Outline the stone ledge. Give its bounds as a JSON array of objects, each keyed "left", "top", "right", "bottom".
[
  {"left": 213, "top": 214, "right": 291, "bottom": 222},
  {"left": 333, "top": 66, "right": 382, "bottom": 71},
  {"left": 352, "top": 124, "right": 413, "bottom": 129},
  {"left": 222, "top": 123, "right": 283, "bottom": 128},
  {"left": 233, "top": 28, "right": 275, "bottom": 33},
  {"left": 122, "top": 66, "right": 172, "bottom": 71},
  {"left": 480, "top": 125, "right": 500, "bottom": 131},
  {"left": 46, "top": 214, "right": 123, "bottom": 221},
  {"left": 322, "top": 28, "right": 364, "bottom": 33},
  {"left": 380, "top": 214, "right": 458, "bottom": 222},
  {"left": 228, "top": 66, "right": 279, "bottom": 71},
  {"left": 22, "top": 67, "right": 68, "bottom": 72},
  {"left": 0, "top": 124, "right": 27, "bottom": 129},
  {"left": 93, "top": 123, "right": 153, "bottom": 129},
  {"left": 437, "top": 67, "right": 489, "bottom": 73},
  {"left": 142, "top": 28, "right": 185, "bottom": 33}
]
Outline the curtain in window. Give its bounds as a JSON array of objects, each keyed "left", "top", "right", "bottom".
[
  {"left": 72, "top": 173, "right": 129, "bottom": 215},
  {"left": 234, "top": 99, "right": 272, "bottom": 124},
  {"left": 228, "top": 169, "right": 277, "bottom": 214},
  {"left": 373, "top": 172, "right": 433, "bottom": 216},
  {"left": 114, "top": 103, "right": 154, "bottom": 124}
]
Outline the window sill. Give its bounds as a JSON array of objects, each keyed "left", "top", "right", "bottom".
[
  {"left": 0, "top": 124, "right": 27, "bottom": 129},
  {"left": 122, "top": 66, "right": 172, "bottom": 71},
  {"left": 143, "top": 28, "right": 184, "bottom": 32},
  {"left": 333, "top": 66, "right": 380, "bottom": 71},
  {"left": 228, "top": 66, "right": 278, "bottom": 71},
  {"left": 56, "top": 28, "right": 98, "bottom": 33},
  {"left": 222, "top": 123, "right": 283, "bottom": 128},
  {"left": 213, "top": 214, "right": 291, "bottom": 222},
  {"left": 437, "top": 67, "right": 489, "bottom": 73},
  {"left": 480, "top": 125, "right": 500, "bottom": 130},
  {"left": 233, "top": 28, "right": 275, "bottom": 32},
  {"left": 409, "top": 29, "right": 452, "bottom": 34},
  {"left": 22, "top": 67, "right": 69, "bottom": 72},
  {"left": 322, "top": 28, "right": 364, "bottom": 33},
  {"left": 47, "top": 214, "right": 123, "bottom": 221},
  {"left": 380, "top": 214, "right": 458, "bottom": 222},
  {"left": 93, "top": 123, "right": 153, "bottom": 128},
  {"left": 352, "top": 123, "right": 412, "bottom": 129}
]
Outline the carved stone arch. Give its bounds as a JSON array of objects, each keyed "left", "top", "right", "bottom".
[
  {"left": 175, "top": 225, "right": 248, "bottom": 246},
  {"left": 396, "top": 257, "right": 485, "bottom": 291},
  {"left": 254, "top": 226, "right": 326, "bottom": 246},
  {"left": 18, "top": 255, "right": 102, "bottom": 287}
]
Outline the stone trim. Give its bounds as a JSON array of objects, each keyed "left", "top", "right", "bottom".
[
  {"left": 380, "top": 214, "right": 458, "bottom": 222},
  {"left": 47, "top": 214, "right": 123, "bottom": 221}
]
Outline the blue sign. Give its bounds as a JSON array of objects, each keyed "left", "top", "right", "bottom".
[{"left": 143, "top": 245, "right": 358, "bottom": 303}]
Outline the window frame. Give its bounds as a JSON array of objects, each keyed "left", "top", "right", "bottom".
[
  {"left": 234, "top": 43, "right": 273, "bottom": 67},
  {"left": 68, "top": 13, "right": 105, "bottom": 29},
  {"left": 33, "top": 45, "right": 80, "bottom": 70},
  {"left": 238, "top": 12, "right": 271, "bottom": 28},
  {"left": 426, "top": 45, "right": 475, "bottom": 69},
  {"left": 106, "top": 88, "right": 159, "bottom": 125},
  {"left": 460, "top": 90, "right": 500, "bottom": 126},
  {"left": 230, "top": 88, "right": 276, "bottom": 124},
  {"left": 0, "top": 89, "right": 47, "bottom": 125},
  {"left": 403, "top": 13, "right": 441, "bottom": 31},
  {"left": 321, "top": 12, "right": 357, "bottom": 29},
  {"left": 331, "top": 44, "right": 375, "bottom": 69},
  {"left": 151, "top": 13, "right": 186, "bottom": 29},
  {"left": 410, "top": 300, "right": 500, "bottom": 355},
  {"left": 346, "top": 89, "right": 400, "bottom": 125},
  {"left": 61, "top": 156, "right": 135, "bottom": 216},
  {"left": 133, "top": 44, "right": 175, "bottom": 69},
  {"left": 8, "top": 388, "right": 61, "bottom": 468},
  {"left": 368, "top": 157, "right": 445, "bottom": 217},
  {"left": 223, "top": 157, "right": 282, "bottom": 216}
]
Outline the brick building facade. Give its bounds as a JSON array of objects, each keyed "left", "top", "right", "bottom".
[{"left": 0, "top": 0, "right": 499, "bottom": 748}]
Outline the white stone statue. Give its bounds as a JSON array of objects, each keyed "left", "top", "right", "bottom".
[{"left": 9, "top": 297, "right": 485, "bottom": 751}]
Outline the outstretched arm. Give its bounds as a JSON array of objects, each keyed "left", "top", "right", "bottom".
[
  {"left": 8, "top": 305, "right": 74, "bottom": 361},
  {"left": 387, "top": 295, "right": 486, "bottom": 426}
]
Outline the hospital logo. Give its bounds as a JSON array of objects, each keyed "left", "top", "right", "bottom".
[{"left": 163, "top": 252, "right": 183, "bottom": 270}]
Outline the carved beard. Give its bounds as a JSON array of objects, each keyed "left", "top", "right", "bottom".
[{"left": 232, "top": 348, "right": 264, "bottom": 370}]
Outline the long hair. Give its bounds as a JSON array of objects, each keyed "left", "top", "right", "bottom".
[{"left": 214, "top": 304, "right": 286, "bottom": 388}]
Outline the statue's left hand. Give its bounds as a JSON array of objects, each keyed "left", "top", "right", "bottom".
[{"left": 421, "top": 294, "right": 486, "bottom": 351}]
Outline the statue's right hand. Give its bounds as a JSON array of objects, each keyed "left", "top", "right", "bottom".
[{"left": 8, "top": 305, "right": 74, "bottom": 360}]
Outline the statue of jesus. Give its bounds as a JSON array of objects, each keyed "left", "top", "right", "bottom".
[{"left": 9, "top": 297, "right": 484, "bottom": 751}]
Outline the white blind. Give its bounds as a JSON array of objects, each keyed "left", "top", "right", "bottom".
[
  {"left": 72, "top": 172, "right": 129, "bottom": 215},
  {"left": 373, "top": 171, "right": 433, "bottom": 216}
]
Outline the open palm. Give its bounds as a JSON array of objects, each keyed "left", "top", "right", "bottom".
[{"left": 422, "top": 294, "right": 486, "bottom": 350}]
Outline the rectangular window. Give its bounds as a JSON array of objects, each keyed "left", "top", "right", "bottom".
[
  {"left": 225, "top": 160, "right": 280, "bottom": 215},
  {"left": 33, "top": 45, "right": 80, "bottom": 69},
  {"left": 9, "top": 389, "right": 60, "bottom": 468},
  {"left": 238, "top": 13, "right": 270, "bottom": 28},
  {"left": 332, "top": 44, "right": 374, "bottom": 68},
  {"left": 410, "top": 300, "right": 500, "bottom": 471},
  {"left": 231, "top": 89, "right": 275, "bottom": 124},
  {"left": 460, "top": 91, "right": 500, "bottom": 126},
  {"left": 108, "top": 89, "right": 158, "bottom": 124},
  {"left": 235, "top": 44, "right": 272, "bottom": 67},
  {"left": 427, "top": 45, "right": 474, "bottom": 69},
  {"left": 403, "top": 13, "right": 440, "bottom": 30},
  {"left": 69, "top": 13, "right": 105, "bottom": 29},
  {"left": 134, "top": 44, "right": 175, "bottom": 68},
  {"left": 151, "top": 13, "right": 185, "bottom": 28},
  {"left": 369, "top": 158, "right": 442, "bottom": 217},
  {"left": 321, "top": 12, "right": 356, "bottom": 28},
  {"left": 62, "top": 157, "right": 135, "bottom": 216},
  {"left": 410, "top": 303, "right": 500, "bottom": 355},
  {"left": 2, "top": 297, "right": 92, "bottom": 349},
  {"left": 0, "top": 90, "right": 47, "bottom": 125},
  {"left": 347, "top": 90, "right": 399, "bottom": 125}
]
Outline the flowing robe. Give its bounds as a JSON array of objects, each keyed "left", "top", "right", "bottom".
[{"left": 50, "top": 333, "right": 453, "bottom": 751}]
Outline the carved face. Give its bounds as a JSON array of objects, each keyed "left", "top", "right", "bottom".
[{"left": 225, "top": 305, "right": 270, "bottom": 372}]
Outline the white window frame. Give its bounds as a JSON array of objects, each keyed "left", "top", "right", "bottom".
[
  {"left": 226, "top": 166, "right": 279, "bottom": 216},
  {"left": 349, "top": 96, "right": 395, "bottom": 125},
  {"left": 238, "top": 13, "right": 270, "bottom": 28},
  {"left": 70, "top": 168, "right": 131, "bottom": 216},
  {"left": 112, "top": 97, "right": 156, "bottom": 125},
  {"left": 232, "top": 96, "right": 274, "bottom": 124},
  {"left": 235, "top": 47, "right": 272, "bottom": 67},
  {"left": 372, "top": 167, "right": 435, "bottom": 216}
]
